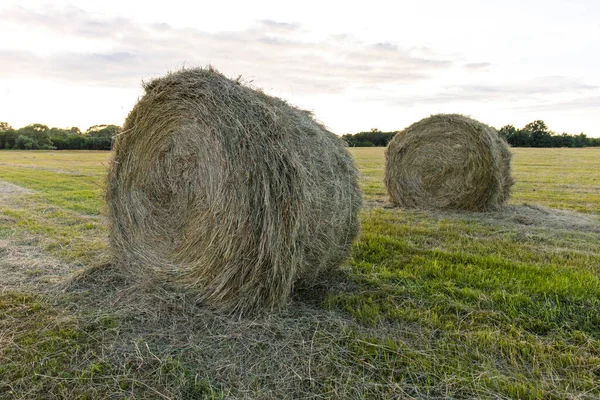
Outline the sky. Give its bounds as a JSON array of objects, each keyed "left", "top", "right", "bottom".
[{"left": 0, "top": 0, "right": 599, "bottom": 136}]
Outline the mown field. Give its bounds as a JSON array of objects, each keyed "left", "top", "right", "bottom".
[{"left": 0, "top": 147, "right": 599, "bottom": 399}]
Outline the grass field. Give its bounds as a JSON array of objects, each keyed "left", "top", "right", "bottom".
[{"left": 1, "top": 147, "right": 599, "bottom": 399}]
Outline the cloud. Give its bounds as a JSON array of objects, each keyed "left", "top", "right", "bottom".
[
  {"left": 369, "top": 76, "right": 600, "bottom": 107},
  {"left": 258, "top": 19, "right": 301, "bottom": 32},
  {"left": 522, "top": 96, "right": 600, "bottom": 112},
  {"left": 464, "top": 62, "right": 490, "bottom": 70},
  {"left": 0, "top": 6, "right": 453, "bottom": 94},
  {"left": 460, "top": 76, "right": 598, "bottom": 96},
  {"left": 2, "top": 6, "right": 132, "bottom": 39}
]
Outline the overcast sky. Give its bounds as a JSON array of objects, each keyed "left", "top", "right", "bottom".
[{"left": 1, "top": 0, "right": 599, "bottom": 136}]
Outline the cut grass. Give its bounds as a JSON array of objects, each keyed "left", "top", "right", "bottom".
[
  {"left": 0, "top": 201, "right": 106, "bottom": 266},
  {"left": 0, "top": 292, "right": 227, "bottom": 399},
  {"left": 0, "top": 167, "right": 103, "bottom": 215},
  {"left": 0, "top": 148, "right": 599, "bottom": 398}
]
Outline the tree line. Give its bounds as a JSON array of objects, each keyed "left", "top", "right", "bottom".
[
  {"left": 2, "top": 120, "right": 599, "bottom": 150},
  {"left": 498, "top": 121, "right": 599, "bottom": 147},
  {"left": 342, "top": 121, "right": 600, "bottom": 147},
  {"left": 341, "top": 129, "right": 397, "bottom": 147},
  {"left": 0, "top": 122, "right": 119, "bottom": 150}
]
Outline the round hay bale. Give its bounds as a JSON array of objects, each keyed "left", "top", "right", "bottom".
[
  {"left": 384, "top": 114, "right": 513, "bottom": 211},
  {"left": 106, "top": 67, "right": 362, "bottom": 315}
]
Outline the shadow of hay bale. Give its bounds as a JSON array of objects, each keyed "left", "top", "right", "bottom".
[
  {"left": 362, "top": 198, "right": 396, "bottom": 210},
  {"left": 64, "top": 262, "right": 135, "bottom": 292},
  {"left": 104, "top": 67, "right": 362, "bottom": 316},
  {"left": 384, "top": 114, "right": 514, "bottom": 211},
  {"left": 291, "top": 268, "right": 357, "bottom": 307},
  {"left": 64, "top": 261, "right": 357, "bottom": 321}
]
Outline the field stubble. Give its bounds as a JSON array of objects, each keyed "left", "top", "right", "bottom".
[{"left": 0, "top": 148, "right": 599, "bottom": 399}]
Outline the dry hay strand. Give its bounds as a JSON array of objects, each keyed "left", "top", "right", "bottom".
[
  {"left": 105, "top": 67, "right": 362, "bottom": 315},
  {"left": 384, "top": 114, "right": 514, "bottom": 211}
]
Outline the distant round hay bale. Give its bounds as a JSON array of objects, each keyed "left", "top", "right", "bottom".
[
  {"left": 106, "top": 67, "right": 362, "bottom": 315},
  {"left": 384, "top": 114, "right": 513, "bottom": 211}
]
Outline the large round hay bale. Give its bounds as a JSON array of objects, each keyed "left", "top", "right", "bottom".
[
  {"left": 106, "top": 67, "right": 362, "bottom": 315},
  {"left": 384, "top": 114, "right": 513, "bottom": 211}
]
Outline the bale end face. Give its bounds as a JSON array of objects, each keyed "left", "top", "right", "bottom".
[{"left": 384, "top": 114, "right": 513, "bottom": 211}]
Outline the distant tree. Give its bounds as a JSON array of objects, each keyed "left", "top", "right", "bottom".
[
  {"left": 23, "top": 123, "right": 49, "bottom": 132},
  {"left": 0, "top": 128, "right": 18, "bottom": 149},
  {"left": 16, "top": 124, "right": 52, "bottom": 148},
  {"left": 522, "top": 120, "right": 553, "bottom": 147},
  {"left": 0, "top": 122, "right": 14, "bottom": 149},
  {"left": 47, "top": 127, "right": 70, "bottom": 136},
  {"left": 573, "top": 133, "right": 589, "bottom": 148},
  {"left": 86, "top": 124, "right": 120, "bottom": 138},
  {"left": 498, "top": 125, "right": 517, "bottom": 142},
  {"left": 88, "top": 136, "right": 113, "bottom": 150},
  {"left": 13, "top": 135, "right": 37, "bottom": 150},
  {"left": 66, "top": 134, "right": 88, "bottom": 149},
  {"left": 509, "top": 128, "right": 532, "bottom": 147},
  {"left": 86, "top": 124, "right": 107, "bottom": 132},
  {"left": 556, "top": 133, "right": 575, "bottom": 148}
]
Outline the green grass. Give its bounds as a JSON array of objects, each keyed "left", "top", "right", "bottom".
[
  {"left": 510, "top": 148, "right": 600, "bottom": 213},
  {"left": 0, "top": 167, "right": 103, "bottom": 215},
  {"left": 352, "top": 147, "right": 600, "bottom": 213},
  {"left": 0, "top": 148, "right": 599, "bottom": 398}
]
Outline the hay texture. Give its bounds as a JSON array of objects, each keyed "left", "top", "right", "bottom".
[
  {"left": 106, "top": 67, "right": 362, "bottom": 315},
  {"left": 384, "top": 114, "right": 513, "bottom": 211}
]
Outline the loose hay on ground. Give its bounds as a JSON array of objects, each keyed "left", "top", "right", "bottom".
[
  {"left": 384, "top": 114, "right": 514, "bottom": 211},
  {"left": 105, "top": 67, "right": 362, "bottom": 315},
  {"left": 0, "top": 180, "right": 34, "bottom": 201}
]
